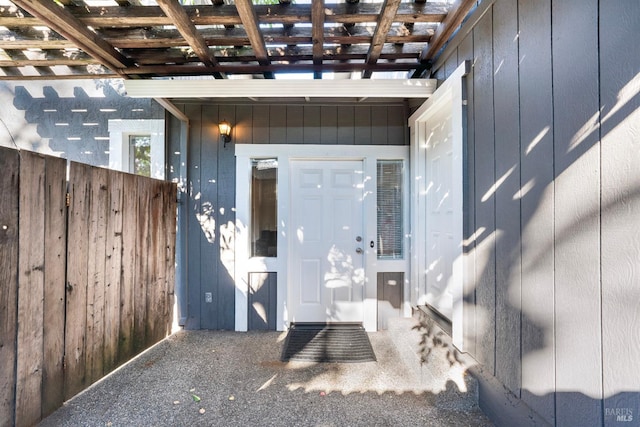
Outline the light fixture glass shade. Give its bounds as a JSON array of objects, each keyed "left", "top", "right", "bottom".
[{"left": 218, "top": 120, "right": 231, "bottom": 138}]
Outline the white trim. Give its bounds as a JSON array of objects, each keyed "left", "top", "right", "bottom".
[
  {"left": 108, "top": 119, "right": 165, "bottom": 179},
  {"left": 125, "top": 79, "right": 437, "bottom": 99},
  {"left": 234, "top": 144, "right": 410, "bottom": 332},
  {"left": 409, "top": 62, "right": 469, "bottom": 351}
]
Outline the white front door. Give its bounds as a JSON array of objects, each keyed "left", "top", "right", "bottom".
[
  {"left": 289, "top": 160, "right": 365, "bottom": 323},
  {"left": 425, "top": 97, "right": 455, "bottom": 319}
]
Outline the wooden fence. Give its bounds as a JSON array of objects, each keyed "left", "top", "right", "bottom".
[{"left": 0, "top": 147, "right": 177, "bottom": 427}]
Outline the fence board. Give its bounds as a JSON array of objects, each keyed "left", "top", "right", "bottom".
[
  {"left": 103, "top": 170, "right": 123, "bottom": 373},
  {"left": 147, "top": 180, "right": 163, "bottom": 344},
  {"left": 165, "top": 184, "right": 178, "bottom": 336},
  {"left": 42, "top": 155, "right": 67, "bottom": 417},
  {"left": 135, "top": 176, "right": 151, "bottom": 352},
  {"left": 0, "top": 147, "right": 19, "bottom": 427},
  {"left": 2, "top": 147, "right": 176, "bottom": 425},
  {"left": 15, "top": 151, "right": 46, "bottom": 427},
  {"left": 65, "top": 162, "right": 92, "bottom": 400},
  {"left": 86, "top": 166, "right": 109, "bottom": 385},
  {"left": 119, "top": 173, "right": 138, "bottom": 362}
]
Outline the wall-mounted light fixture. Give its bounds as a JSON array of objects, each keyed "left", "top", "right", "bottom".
[{"left": 218, "top": 120, "right": 232, "bottom": 147}]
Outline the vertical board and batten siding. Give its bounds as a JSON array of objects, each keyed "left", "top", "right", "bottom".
[
  {"left": 491, "top": 0, "right": 521, "bottom": 398},
  {"left": 199, "top": 104, "right": 220, "bottom": 330},
  {"left": 433, "top": 0, "right": 640, "bottom": 425},
  {"left": 517, "top": 0, "right": 555, "bottom": 422},
  {"left": 471, "top": 10, "right": 496, "bottom": 374},
  {"left": 552, "top": 1, "right": 602, "bottom": 425},
  {"left": 174, "top": 102, "right": 408, "bottom": 330},
  {"left": 248, "top": 272, "right": 277, "bottom": 330},
  {"left": 599, "top": 0, "right": 640, "bottom": 420},
  {"left": 0, "top": 148, "right": 177, "bottom": 427},
  {"left": 377, "top": 272, "right": 404, "bottom": 330},
  {"left": 185, "top": 103, "right": 203, "bottom": 330},
  {"left": 218, "top": 104, "right": 237, "bottom": 329}
]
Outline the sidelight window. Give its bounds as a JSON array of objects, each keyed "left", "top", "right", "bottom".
[
  {"left": 377, "top": 160, "right": 404, "bottom": 259},
  {"left": 251, "top": 159, "right": 278, "bottom": 257}
]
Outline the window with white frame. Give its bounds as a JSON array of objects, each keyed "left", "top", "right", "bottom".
[
  {"left": 251, "top": 158, "right": 278, "bottom": 257},
  {"left": 108, "top": 119, "right": 164, "bottom": 179},
  {"left": 129, "top": 134, "right": 151, "bottom": 177}
]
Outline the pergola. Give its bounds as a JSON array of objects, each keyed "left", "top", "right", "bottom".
[{"left": 0, "top": 0, "right": 475, "bottom": 80}]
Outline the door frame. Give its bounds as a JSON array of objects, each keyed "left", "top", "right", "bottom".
[
  {"left": 409, "top": 61, "right": 469, "bottom": 350},
  {"left": 235, "top": 144, "right": 409, "bottom": 332}
]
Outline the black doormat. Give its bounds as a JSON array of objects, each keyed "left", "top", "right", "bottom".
[{"left": 281, "top": 323, "right": 376, "bottom": 363}]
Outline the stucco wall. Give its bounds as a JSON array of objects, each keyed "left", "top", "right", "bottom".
[
  {"left": 434, "top": 0, "right": 640, "bottom": 425},
  {"left": 0, "top": 79, "right": 163, "bottom": 167}
]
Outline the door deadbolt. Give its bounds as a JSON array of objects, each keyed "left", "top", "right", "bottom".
[{"left": 356, "top": 236, "right": 362, "bottom": 242}]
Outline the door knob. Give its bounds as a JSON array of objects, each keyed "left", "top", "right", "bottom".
[{"left": 355, "top": 247, "right": 363, "bottom": 254}]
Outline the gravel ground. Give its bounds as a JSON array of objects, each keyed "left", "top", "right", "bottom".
[{"left": 39, "top": 329, "right": 493, "bottom": 427}]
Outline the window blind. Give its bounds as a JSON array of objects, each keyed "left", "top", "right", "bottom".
[{"left": 377, "top": 160, "right": 403, "bottom": 259}]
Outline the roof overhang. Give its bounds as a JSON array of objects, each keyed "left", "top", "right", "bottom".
[{"left": 124, "top": 79, "right": 437, "bottom": 99}]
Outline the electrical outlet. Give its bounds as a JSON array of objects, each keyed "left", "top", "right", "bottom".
[{"left": 205, "top": 292, "right": 212, "bottom": 303}]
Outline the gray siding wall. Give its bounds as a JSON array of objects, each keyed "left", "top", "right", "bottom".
[
  {"left": 434, "top": 1, "right": 640, "bottom": 425},
  {"left": 169, "top": 102, "right": 408, "bottom": 330}
]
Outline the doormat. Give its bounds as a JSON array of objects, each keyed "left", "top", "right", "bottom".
[{"left": 281, "top": 323, "right": 376, "bottom": 363}]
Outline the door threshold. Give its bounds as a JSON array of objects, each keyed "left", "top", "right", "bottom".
[{"left": 418, "top": 304, "right": 452, "bottom": 336}]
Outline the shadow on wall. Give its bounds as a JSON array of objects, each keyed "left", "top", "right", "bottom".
[
  {"left": 420, "top": 21, "right": 640, "bottom": 427},
  {"left": 3, "top": 80, "right": 161, "bottom": 166}
]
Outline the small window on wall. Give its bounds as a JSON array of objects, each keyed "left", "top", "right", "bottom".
[
  {"left": 108, "top": 119, "right": 164, "bottom": 179},
  {"left": 251, "top": 159, "right": 278, "bottom": 257},
  {"left": 377, "top": 160, "right": 404, "bottom": 259},
  {"left": 129, "top": 135, "right": 151, "bottom": 177}
]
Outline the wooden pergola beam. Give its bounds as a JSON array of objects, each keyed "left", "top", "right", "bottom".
[
  {"left": 235, "top": 0, "right": 273, "bottom": 79},
  {"left": 10, "top": 0, "right": 132, "bottom": 73},
  {"left": 363, "top": 0, "right": 402, "bottom": 78},
  {"left": 419, "top": 0, "right": 476, "bottom": 63},
  {"left": 0, "top": 4, "right": 448, "bottom": 27},
  {"left": 312, "top": 0, "right": 325, "bottom": 79},
  {"left": 155, "top": 0, "right": 219, "bottom": 70}
]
